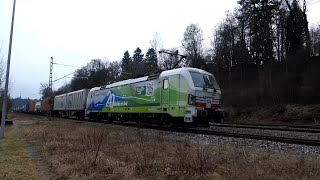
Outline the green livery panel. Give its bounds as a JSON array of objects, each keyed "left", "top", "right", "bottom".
[{"left": 87, "top": 74, "right": 190, "bottom": 118}]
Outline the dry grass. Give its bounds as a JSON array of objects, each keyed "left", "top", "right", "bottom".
[
  {"left": 0, "top": 125, "right": 43, "bottom": 180},
  {"left": 11, "top": 113, "right": 320, "bottom": 180},
  {"left": 224, "top": 104, "right": 320, "bottom": 124}
]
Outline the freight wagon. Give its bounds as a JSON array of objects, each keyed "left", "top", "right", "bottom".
[
  {"left": 53, "top": 89, "right": 89, "bottom": 119},
  {"left": 41, "top": 97, "right": 52, "bottom": 115}
]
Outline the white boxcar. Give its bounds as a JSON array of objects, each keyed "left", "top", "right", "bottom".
[
  {"left": 54, "top": 94, "right": 67, "bottom": 111},
  {"left": 53, "top": 89, "right": 89, "bottom": 119},
  {"left": 66, "top": 89, "right": 89, "bottom": 110}
]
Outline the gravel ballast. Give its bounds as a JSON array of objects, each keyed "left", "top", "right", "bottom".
[{"left": 117, "top": 124, "right": 320, "bottom": 156}]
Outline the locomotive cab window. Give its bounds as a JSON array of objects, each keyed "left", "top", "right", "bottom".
[
  {"left": 189, "top": 72, "right": 220, "bottom": 90},
  {"left": 163, "top": 79, "right": 169, "bottom": 89}
]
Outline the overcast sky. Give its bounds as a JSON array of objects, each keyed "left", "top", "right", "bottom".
[{"left": 0, "top": 0, "right": 319, "bottom": 100}]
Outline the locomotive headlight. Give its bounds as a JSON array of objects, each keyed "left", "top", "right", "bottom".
[{"left": 188, "top": 94, "right": 196, "bottom": 105}]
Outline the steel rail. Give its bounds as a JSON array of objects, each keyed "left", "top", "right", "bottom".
[
  {"left": 184, "top": 128, "right": 320, "bottom": 146},
  {"left": 210, "top": 123, "right": 320, "bottom": 133},
  {"left": 109, "top": 123, "right": 320, "bottom": 147},
  {"left": 223, "top": 122, "right": 320, "bottom": 129}
]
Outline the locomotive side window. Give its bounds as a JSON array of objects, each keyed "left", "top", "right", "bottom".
[{"left": 163, "top": 79, "right": 169, "bottom": 89}]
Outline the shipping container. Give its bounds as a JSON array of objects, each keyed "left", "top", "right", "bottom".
[
  {"left": 29, "top": 101, "right": 36, "bottom": 113},
  {"left": 41, "top": 97, "right": 51, "bottom": 111},
  {"left": 35, "top": 102, "right": 41, "bottom": 112},
  {"left": 24, "top": 103, "right": 29, "bottom": 112}
]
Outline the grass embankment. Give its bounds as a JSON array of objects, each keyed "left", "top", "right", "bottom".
[
  {"left": 0, "top": 124, "right": 42, "bottom": 180},
  {"left": 11, "top": 113, "right": 320, "bottom": 180},
  {"left": 224, "top": 104, "right": 320, "bottom": 124}
]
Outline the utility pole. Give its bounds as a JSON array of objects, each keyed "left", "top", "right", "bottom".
[{"left": 0, "top": 0, "right": 16, "bottom": 138}]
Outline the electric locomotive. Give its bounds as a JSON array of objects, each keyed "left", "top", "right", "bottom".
[{"left": 85, "top": 67, "right": 223, "bottom": 127}]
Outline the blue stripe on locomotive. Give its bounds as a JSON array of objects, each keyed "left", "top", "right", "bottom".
[{"left": 87, "top": 90, "right": 125, "bottom": 112}]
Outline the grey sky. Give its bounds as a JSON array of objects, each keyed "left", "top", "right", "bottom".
[{"left": 0, "top": 0, "right": 319, "bottom": 100}]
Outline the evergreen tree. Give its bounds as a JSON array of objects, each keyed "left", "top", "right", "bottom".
[
  {"left": 285, "top": 0, "right": 305, "bottom": 55},
  {"left": 145, "top": 48, "right": 158, "bottom": 72},
  {"left": 238, "top": 0, "right": 279, "bottom": 65},
  {"left": 131, "top": 47, "right": 146, "bottom": 77},
  {"left": 132, "top": 47, "right": 144, "bottom": 63},
  {"left": 121, "top": 50, "right": 132, "bottom": 79},
  {"left": 121, "top": 51, "right": 131, "bottom": 70}
]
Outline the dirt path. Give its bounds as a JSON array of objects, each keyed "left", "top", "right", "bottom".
[{"left": 11, "top": 114, "right": 55, "bottom": 180}]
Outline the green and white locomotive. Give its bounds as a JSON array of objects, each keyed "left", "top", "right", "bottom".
[{"left": 85, "top": 67, "right": 223, "bottom": 127}]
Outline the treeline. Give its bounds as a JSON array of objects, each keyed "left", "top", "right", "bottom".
[
  {"left": 40, "top": 0, "right": 320, "bottom": 106},
  {"left": 209, "top": 0, "right": 320, "bottom": 105}
]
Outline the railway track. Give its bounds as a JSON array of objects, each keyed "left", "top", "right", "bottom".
[
  {"left": 210, "top": 123, "right": 320, "bottom": 133},
  {"left": 15, "top": 113, "right": 320, "bottom": 147},
  {"left": 101, "top": 122, "right": 320, "bottom": 147},
  {"left": 183, "top": 128, "right": 320, "bottom": 147},
  {"left": 224, "top": 122, "right": 320, "bottom": 129}
]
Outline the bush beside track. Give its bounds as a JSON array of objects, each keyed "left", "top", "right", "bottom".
[{"left": 224, "top": 104, "right": 320, "bottom": 125}]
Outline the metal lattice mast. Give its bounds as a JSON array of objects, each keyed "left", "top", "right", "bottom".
[
  {"left": 48, "top": 57, "right": 54, "bottom": 116},
  {"left": 49, "top": 57, "right": 53, "bottom": 92}
]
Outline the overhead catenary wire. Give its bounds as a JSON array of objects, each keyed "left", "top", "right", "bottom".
[
  {"left": 53, "top": 72, "right": 75, "bottom": 83},
  {"left": 307, "top": 0, "right": 320, "bottom": 6},
  {"left": 306, "top": 0, "right": 318, "bottom": 3},
  {"left": 53, "top": 62, "right": 80, "bottom": 68},
  {"left": 50, "top": 60, "right": 81, "bottom": 84}
]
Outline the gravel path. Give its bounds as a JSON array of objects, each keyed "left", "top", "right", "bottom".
[{"left": 13, "top": 121, "right": 55, "bottom": 180}]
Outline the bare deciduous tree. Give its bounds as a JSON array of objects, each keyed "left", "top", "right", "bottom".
[
  {"left": 159, "top": 49, "right": 184, "bottom": 70},
  {"left": 39, "top": 83, "right": 52, "bottom": 99},
  {"left": 0, "top": 48, "right": 6, "bottom": 89},
  {"left": 181, "top": 24, "right": 204, "bottom": 68},
  {"left": 150, "top": 33, "right": 163, "bottom": 54}
]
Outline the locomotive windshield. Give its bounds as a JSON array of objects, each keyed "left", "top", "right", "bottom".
[{"left": 189, "top": 72, "right": 220, "bottom": 90}]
